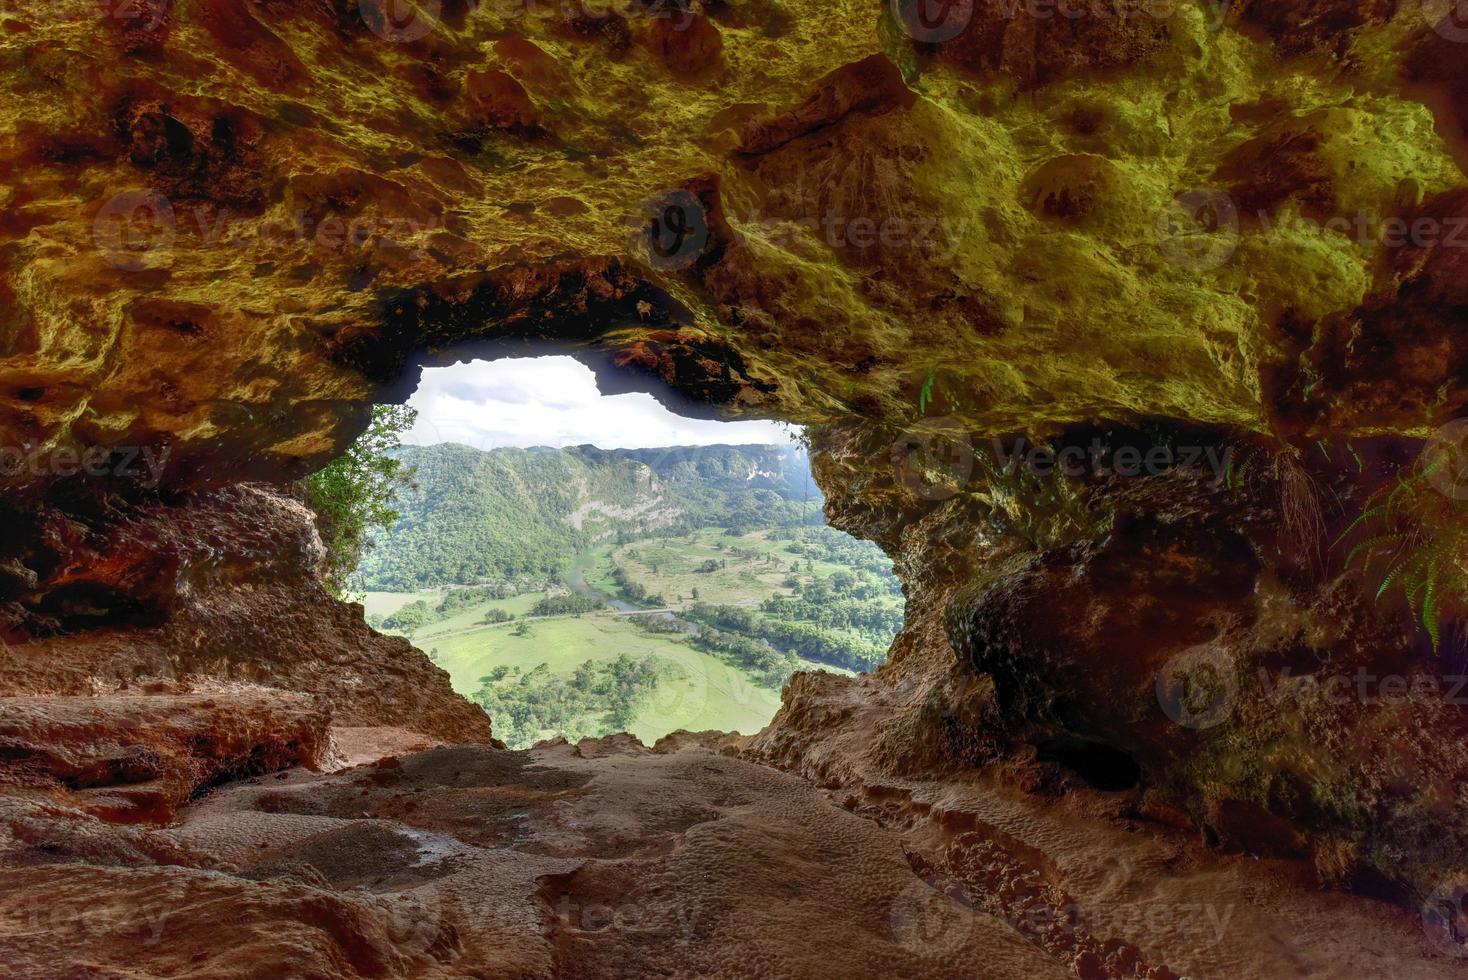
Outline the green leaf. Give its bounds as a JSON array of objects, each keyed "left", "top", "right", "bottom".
[
  {"left": 1376, "top": 561, "right": 1404, "bottom": 601},
  {"left": 1424, "top": 579, "right": 1441, "bottom": 651}
]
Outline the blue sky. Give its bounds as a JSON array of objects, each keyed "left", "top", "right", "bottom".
[{"left": 403, "top": 356, "right": 794, "bottom": 450}]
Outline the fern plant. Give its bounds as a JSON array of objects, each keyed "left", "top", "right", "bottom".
[
  {"left": 1338, "top": 456, "right": 1465, "bottom": 651},
  {"left": 1223, "top": 441, "right": 1328, "bottom": 566},
  {"left": 966, "top": 441, "right": 1111, "bottom": 552}
]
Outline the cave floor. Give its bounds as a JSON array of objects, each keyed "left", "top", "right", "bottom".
[{"left": 2, "top": 723, "right": 1459, "bottom": 980}]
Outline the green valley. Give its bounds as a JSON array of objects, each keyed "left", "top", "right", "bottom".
[{"left": 359, "top": 442, "right": 901, "bottom": 749}]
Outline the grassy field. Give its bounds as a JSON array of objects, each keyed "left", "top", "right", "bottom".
[
  {"left": 429, "top": 613, "right": 785, "bottom": 743},
  {"left": 609, "top": 529, "right": 902, "bottom": 645},
  {"left": 608, "top": 528, "right": 839, "bottom": 607},
  {"left": 577, "top": 542, "right": 625, "bottom": 598},
  {"left": 363, "top": 529, "right": 882, "bottom": 746},
  {"left": 412, "top": 592, "right": 546, "bottom": 640},
  {"left": 362, "top": 590, "right": 441, "bottom": 618},
  {"left": 364, "top": 590, "right": 548, "bottom": 638}
]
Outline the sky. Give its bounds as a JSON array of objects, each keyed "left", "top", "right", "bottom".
[{"left": 402, "top": 356, "right": 794, "bottom": 450}]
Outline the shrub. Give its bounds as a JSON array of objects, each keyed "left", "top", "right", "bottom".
[{"left": 305, "top": 404, "right": 417, "bottom": 598}]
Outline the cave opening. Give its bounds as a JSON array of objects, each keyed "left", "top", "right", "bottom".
[
  {"left": 1035, "top": 738, "right": 1142, "bottom": 793},
  {"left": 354, "top": 355, "right": 903, "bottom": 750}
]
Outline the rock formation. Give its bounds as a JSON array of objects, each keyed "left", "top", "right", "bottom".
[{"left": 3, "top": 0, "right": 1468, "bottom": 976}]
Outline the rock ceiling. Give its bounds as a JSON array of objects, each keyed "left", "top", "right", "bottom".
[{"left": 1, "top": 0, "right": 1465, "bottom": 490}]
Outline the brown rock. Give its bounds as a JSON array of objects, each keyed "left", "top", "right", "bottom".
[
  {"left": 737, "top": 54, "right": 916, "bottom": 156},
  {"left": 0, "top": 690, "right": 331, "bottom": 823},
  {"left": 1404, "top": 20, "right": 1468, "bottom": 166},
  {"left": 0, "top": 486, "right": 493, "bottom": 746},
  {"left": 1021, "top": 154, "right": 1120, "bottom": 221},
  {"left": 934, "top": 1, "right": 1169, "bottom": 88},
  {"left": 1073, "top": 949, "right": 1107, "bottom": 980},
  {"left": 464, "top": 68, "right": 542, "bottom": 132},
  {"left": 1229, "top": 0, "right": 1398, "bottom": 55},
  {"left": 1289, "top": 189, "right": 1468, "bottom": 431},
  {"left": 1215, "top": 118, "right": 1335, "bottom": 220},
  {"left": 645, "top": 13, "right": 725, "bottom": 75}
]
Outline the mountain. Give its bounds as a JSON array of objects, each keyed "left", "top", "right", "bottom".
[{"left": 354, "top": 442, "right": 821, "bottom": 590}]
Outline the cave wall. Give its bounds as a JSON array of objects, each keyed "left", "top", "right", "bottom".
[
  {"left": 0, "top": 484, "right": 492, "bottom": 744},
  {"left": 3, "top": 0, "right": 1468, "bottom": 920},
  {"left": 783, "top": 417, "right": 1467, "bottom": 905},
  {"left": 4, "top": 0, "right": 1468, "bottom": 491}
]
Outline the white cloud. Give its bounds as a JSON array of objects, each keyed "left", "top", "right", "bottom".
[{"left": 403, "top": 356, "right": 795, "bottom": 450}]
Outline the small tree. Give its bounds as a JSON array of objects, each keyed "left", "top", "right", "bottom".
[
  {"left": 305, "top": 404, "right": 418, "bottom": 598},
  {"left": 513, "top": 622, "right": 533, "bottom": 637}
]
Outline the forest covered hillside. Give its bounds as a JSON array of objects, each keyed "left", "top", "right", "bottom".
[{"left": 354, "top": 442, "right": 821, "bottom": 590}]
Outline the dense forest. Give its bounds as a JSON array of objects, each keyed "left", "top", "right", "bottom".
[
  {"left": 472, "top": 655, "right": 675, "bottom": 749},
  {"left": 355, "top": 442, "right": 821, "bottom": 590}
]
